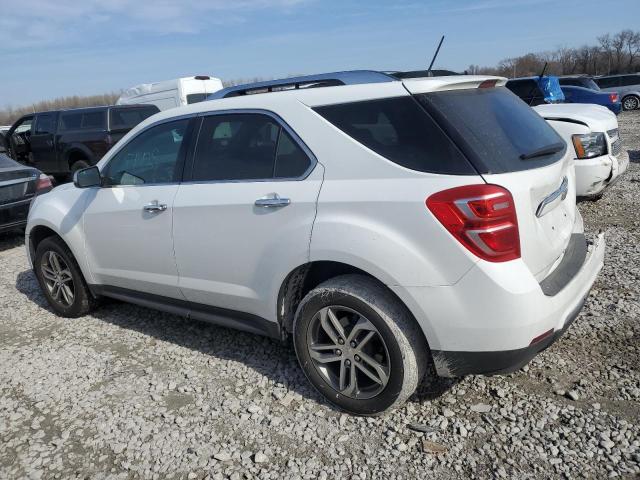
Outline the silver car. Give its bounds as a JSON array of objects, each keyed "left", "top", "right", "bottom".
[{"left": 595, "top": 74, "right": 640, "bottom": 110}]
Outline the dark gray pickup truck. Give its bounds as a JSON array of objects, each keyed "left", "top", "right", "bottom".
[{"left": 3, "top": 104, "right": 159, "bottom": 181}]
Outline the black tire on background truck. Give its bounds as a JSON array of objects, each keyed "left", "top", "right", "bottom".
[{"left": 69, "top": 159, "right": 91, "bottom": 181}]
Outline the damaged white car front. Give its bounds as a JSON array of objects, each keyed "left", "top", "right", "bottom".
[{"left": 534, "top": 104, "right": 629, "bottom": 198}]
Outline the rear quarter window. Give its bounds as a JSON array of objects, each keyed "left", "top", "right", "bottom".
[
  {"left": 416, "top": 87, "right": 565, "bottom": 174},
  {"left": 109, "top": 107, "right": 159, "bottom": 130},
  {"left": 313, "top": 97, "right": 475, "bottom": 175},
  {"left": 596, "top": 77, "right": 619, "bottom": 88}
]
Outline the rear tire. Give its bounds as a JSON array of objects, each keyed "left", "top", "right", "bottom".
[
  {"left": 293, "top": 274, "right": 429, "bottom": 415},
  {"left": 34, "top": 236, "right": 97, "bottom": 318},
  {"left": 69, "top": 159, "right": 91, "bottom": 181},
  {"left": 622, "top": 95, "right": 639, "bottom": 111}
]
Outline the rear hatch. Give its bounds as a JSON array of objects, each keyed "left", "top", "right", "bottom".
[
  {"left": 407, "top": 81, "right": 575, "bottom": 281},
  {"left": 0, "top": 154, "right": 39, "bottom": 205}
]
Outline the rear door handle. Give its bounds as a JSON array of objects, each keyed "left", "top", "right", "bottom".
[
  {"left": 255, "top": 194, "right": 290, "bottom": 208},
  {"left": 144, "top": 201, "right": 167, "bottom": 213}
]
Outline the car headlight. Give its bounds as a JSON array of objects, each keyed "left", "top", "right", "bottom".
[{"left": 571, "top": 133, "right": 606, "bottom": 159}]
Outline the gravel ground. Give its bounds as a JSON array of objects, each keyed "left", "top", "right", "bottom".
[{"left": 1, "top": 112, "right": 639, "bottom": 480}]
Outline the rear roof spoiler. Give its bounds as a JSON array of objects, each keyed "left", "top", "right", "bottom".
[{"left": 208, "top": 71, "right": 507, "bottom": 101}]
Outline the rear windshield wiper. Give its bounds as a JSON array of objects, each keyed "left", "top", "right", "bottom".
[{"left": 519, "top": 142, "right": 564, "bottom": 160}]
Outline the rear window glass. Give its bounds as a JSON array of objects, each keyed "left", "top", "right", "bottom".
[
  {"left": 59, "top": 111, "right": 106, "bottom": 131},
  {"left": 596, "top": 77, "right": 619, "bottom": 88},
  {"left": 505, "top": 79, "right": 540, "bottom": 98},
  {"left": 313, "top": 97, "right": 475, "bottom": 175},
  {"left": 416, "top": 87, "right": 565, "bottom": 174},
  {"left": 109, "top": 107, "right": 159, "bottom": 130},
  {"left": 187, "top": 93, "right": 207, "bottom": 104}
]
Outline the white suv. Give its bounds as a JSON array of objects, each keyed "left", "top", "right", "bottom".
[{"left": 26, "top": 72, "right": 605, "bottom": 415}]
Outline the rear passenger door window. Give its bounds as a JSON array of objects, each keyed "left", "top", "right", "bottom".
[
  {"left": 190, "top": 113, "right": 312, "bottom": 181},
  {"left": 59, "top": 111, "right": 106, "bottom": 131}
]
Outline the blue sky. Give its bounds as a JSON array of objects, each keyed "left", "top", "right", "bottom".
[{"left": 1, "top": 0, "right": 639, "bottom": 106}]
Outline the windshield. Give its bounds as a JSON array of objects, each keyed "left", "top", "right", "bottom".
[{"left": 416, "top": 87, "right": 566, "bottom": 174}]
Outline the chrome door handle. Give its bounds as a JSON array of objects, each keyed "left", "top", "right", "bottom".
[
  {"left": 144, "top": 201, "right": 167, "bottom": 213},
  {"left": 255, "top": 194, "right": 291, "bottom": 208}
]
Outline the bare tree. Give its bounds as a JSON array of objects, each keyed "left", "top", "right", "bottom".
[
  {"left": 612, "top": 31, "right": 628, "bottom": 73},
  {"left": 469, "top": 29, "right": 639, "bottom": 78},
  {"left": 598, "top": 34, "right": 613, "bottom": 75},
  {"left": 0, "top": 92, "right": 121, "bottom": 126},
  {"left": 624, "top": 30, "right": 640, "bottom": 71}
]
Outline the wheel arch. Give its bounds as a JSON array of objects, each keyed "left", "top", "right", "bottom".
[
  {"left": 621, "top": 93, "right": 640, "bottom": 108},
  {"left": 276, "top": 261, "right": 429, "bottom": 350},
  {"left": 63, "top": 145, "right": 94, "bottom": 169},
  {"left": 28, "top": 224, "right": 60, "bottom": 261}
]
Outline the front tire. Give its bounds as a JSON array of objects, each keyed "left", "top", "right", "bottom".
[
  {"left": 293, "top": 275, "right": 428, "bottom": 415},
  {"left": 34, "top": 236, "right": 97, "bottom": 318},
  {"left": 622, "top": 95, "right": 639, "bottom": 111}
]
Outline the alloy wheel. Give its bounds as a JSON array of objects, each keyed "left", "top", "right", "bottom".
[
  {"left": 40, "top": 251, "right": 75, "bottom": 307},
  {"left": 306, "top": 306, "right": 390, "bottom": 400},
  {"left": 623, "top": 96, "right": 639, "bottom": 110}
]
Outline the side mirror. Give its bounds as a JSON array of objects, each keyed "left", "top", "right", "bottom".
[{"left": 73, "top": 166, "right": 102, "bottom": 188}]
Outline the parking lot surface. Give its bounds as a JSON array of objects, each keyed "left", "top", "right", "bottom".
[{"left": 1, "top": 112, "right": 639, "bottom": 479}]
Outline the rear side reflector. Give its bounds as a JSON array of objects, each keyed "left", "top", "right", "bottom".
[
  {"left": 426, "top": 184, "right": 520, "bottom": 262},
  {"left": 530, "top": 328, "right": 554, "bottom": 346}
]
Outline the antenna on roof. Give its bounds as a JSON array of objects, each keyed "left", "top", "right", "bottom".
[
  {"left": 527, "top": 61, "right": 549, "bottom": 107},
  {"left": 538, "top": 62, "right": 548, "bottom": 79},
  {"left": 426, "top": 35, "right": 445, "bottom": 77}
]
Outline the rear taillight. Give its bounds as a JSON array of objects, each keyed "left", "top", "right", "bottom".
[
  {"left": 36, "top": 174, "right": 53, "bottom": 193},
  {"left": 609, "top": 93, "right": 619, "bottom": 103},
  {"left": 478, "top": 79, "right": 498, "bottom": 88},
  {"left": 426, "top": 184, "right": 520, "bottom": 262}
]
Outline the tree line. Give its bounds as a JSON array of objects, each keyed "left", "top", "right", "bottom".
[
  {"left": 467, "top": 29, "right": 640, "bottom": 78},
  {"left": 1, "top": 29, "right": 638, "bottom": 126},
  {"left": 0, "top": 77, "right": 274, "bottom": 126},
  {"left": 0, "top": 93, "right": 120, "bottom": 127}
]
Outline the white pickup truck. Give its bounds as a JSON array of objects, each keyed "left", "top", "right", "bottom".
[{"left": 534, "top": 104, "right": 629, "bottom": 198}]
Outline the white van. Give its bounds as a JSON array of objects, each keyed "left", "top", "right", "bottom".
[{"left": 117, "top": 76, "right": 224, "bottom": 111}]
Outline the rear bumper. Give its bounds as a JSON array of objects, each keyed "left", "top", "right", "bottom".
[
  {"left": 430, "top": 296, "right": 584, "bottom": 376},
  {"left": 575, "top": 151, "right": 628, "bottom": 197},
  {"left": 609, "top": 103, "right": 622, "bottom": 115},
  {"left": 391, "top": 232, "right": 605, "bottom": 378},
  {"left": 0, "top": 198, "right": 31, "bottom": 233}
]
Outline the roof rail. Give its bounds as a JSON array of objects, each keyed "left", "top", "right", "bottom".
[{"left": 208, "top": 70, "right": 396, "bottom": 100}]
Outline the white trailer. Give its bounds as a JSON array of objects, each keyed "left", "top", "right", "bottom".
[{"left": 117, "top": 76, "right": 224, "bottom": 111}]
